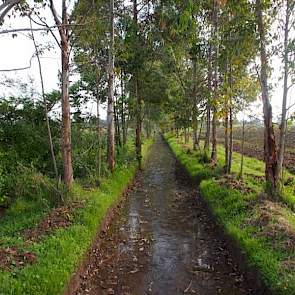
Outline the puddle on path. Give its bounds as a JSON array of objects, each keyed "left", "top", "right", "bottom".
[{"left": 75, "top": 136, "right": 269, "bottom": 295}]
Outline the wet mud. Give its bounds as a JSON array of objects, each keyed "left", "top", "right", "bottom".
[{"left": 75, "top": 136, "right": 268, "bottom": 295}]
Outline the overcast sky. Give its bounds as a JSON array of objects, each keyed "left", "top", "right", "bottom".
[
  {"left": 0, "top": 1, "right": 294, "bottom": 122},
  {"left": 0, "top": 0, "right": 102, "bottom": 117}
]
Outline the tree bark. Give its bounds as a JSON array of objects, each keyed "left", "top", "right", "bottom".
[
  {"left": 61, "top": 26, "right": 73, "bottom": 187},
  {"left": 192, "top": 58, "right": 199, "bottom": 150},
  {"left": 114, "top": 95, "right": 122, "bottom": 148},
  {"left": 239, "top": 118, "right": 245, "bottom": 179},
  {"left": 133, "top": 0, "right": 142, "bottom": 169},
  {"left": 276, "top": 0, "right": 290, "bottom": 183},
  {"left": 211, "top": 0, "right": 219, "bottom": 164},
  {"left": 224, "top": 106, "right": 229, "bottom": 172},
  {"left": 227, "top": 67, "right": 233, "bottom": 174},
  {"left": 228, "top": 101, "right": 233, "bottom": 173},
  {"left": 50, "top": 0, "right": 73, "bottom": 188},
  {"left": 256, "top": 0, "right": 278, "bottom": 190},
  {"left": 135, "top": 76, "right": 142, "bottom": 169},
  {"left": 121, "top": 70, "right": 127, "bottom": 145},
  {"left": 204, "top": 45, "right": 212, "bottom": 152},
  {"left": 197, "top": 114, "right": 204, "bottom": 143},
  {"left": 107, "top": 0, "right": 115, "bottom": 171},
  {"left": 96, "top": 87, "right": 101, "bottom": 180}
]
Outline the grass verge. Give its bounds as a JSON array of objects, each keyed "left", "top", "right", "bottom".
[
  {"left": 165, "top": 133, "right": 295, "bottom": 295},
  {"left": 0, "top": 138, "right": 153, "bottom": 295}
]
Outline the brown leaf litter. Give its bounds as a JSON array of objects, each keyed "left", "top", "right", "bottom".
[
  {"left": 218, "top": 175, "right": 254, "bottom": 194},
  {"left": 247, "top": 200, "right": 295, "bottom": 272},
  {"left": 23, "top": 201, "right": 84, "bottom": 242},
  {"left": 0, "top": 247, "right": 36, "bottom": 271}
]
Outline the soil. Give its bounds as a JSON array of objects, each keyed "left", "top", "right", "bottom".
[
  {"left": 23, "top": 201, "right": 84, "bottom": 242},
  {"left": 73, "top": 136, "right": 269, "bottom": 295},
  {"left": 0, "top": 207, "right": 5, "bottom": 218},
  {"left": 0, "top": 247, "right": 36, "bottom": 271},
  {"left": 231, "top": 141, "right": 295, "bottom": 175}
]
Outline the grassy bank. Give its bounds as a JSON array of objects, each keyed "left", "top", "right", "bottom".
[
  {"left": 0, "top": 139, "right": 153, "bottom": 295},
  {"left": 165, "top": 133, "right": 295, "bottom": 295}
]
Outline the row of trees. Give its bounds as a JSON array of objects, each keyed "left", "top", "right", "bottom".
[{"left": 158, "top": 0, "right": 295, "bottom": 195}]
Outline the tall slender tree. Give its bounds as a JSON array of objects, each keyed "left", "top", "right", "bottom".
[
  {"left": 276, "top": 0, "right": 294, "bottom": 183},
  {"left": 211, "top": 0, "right": 219, "bottom": 164},
  {"left": 107, "top": 0, "right": 115, "bottom": 171},
  {"left": 49, "top": 0, "right": 73, "bottom": 188},
  {"left": 256, "top": 0, "right": 278, "bottom": 190}
]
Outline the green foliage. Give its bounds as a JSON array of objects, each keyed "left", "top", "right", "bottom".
[
  {"left": 0, "top": 96, "right": 60, "bottom": 177},
  {"left": 6, "top": 165, "right": 63, "bottom": 206}
]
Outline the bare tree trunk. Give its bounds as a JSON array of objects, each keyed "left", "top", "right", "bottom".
[
  {"left": 50, "top": 0, "right": 73, "bottom": 188},
  {"left": 121, "top": 70, "right": 127, "bottom": 145},
  {"left": 227, "top": 67, "right": 233, "bottom": 174},
  {"left": 135, "top": 77, "right": 142, "bottom": 169},
  {"left": 186, "top": 127, "right": 190, "bottom": 144},
  {"left": 61, "top": 28, "right": 73, "bottom": 187},
  {"left": 276, "top": 0, "right": 290, "bottom": 183},
  {"left": 133, "top": 0, "right": 142, "bottom": 169},
  {"left": 96, "top": 92, "right": 101, "bottom": 180},
  {"left": 30, "top": 18, "right": 59, "bottom": 183},
  {"left": 211, "top": 0, "right": 219, "bottom": 164},
  {"left": 204, "top": 45, "right": 212, "bottom": 152},
  {"left": 224, "top": 107, "right": 229, "bottom": 172},
  {"left": 256, "top": 0, "right": 278, "bottom": 190},
  {"left": 239, "top": 118, "right": 245, "bottom": 179},
  {"left": 192, "top": 58, "right": 199, "bottom": 150},
  {"left": 197, "top": 114, "right": 204, "bottom": 143},
  {"left": 228, "top": 101, "right": 233, "bottom": 173},
  {"left": 114, "top": 96, "right": 122, "bottom": 148},
  {"left": 107, "top": 0, "right": 115, "bottom": 171},
  {"left": 224, "top": 58, "right": 229, "bottom": 173}
]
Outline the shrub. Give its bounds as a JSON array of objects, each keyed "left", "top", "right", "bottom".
[{"left": 6, "top": 165, "right": 63, "bottom": 206}]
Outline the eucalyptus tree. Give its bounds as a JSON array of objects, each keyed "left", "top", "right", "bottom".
[
  {"left": 73, "top": 0, "right": 113, "bottom": 178},
  {"left": 218, "top": 0, "right": 258, "bottom": 173},
  {"left": 276, "top": 0, "right": 295, "bottom": 183},
  {"left": 210, "top": 0, "right": 220, "bottom": 164},
  {"left": 119, "top": 0, "right": 158, "bottom": 168},
  {"left": 106, "top": 0, "right": 115, "bottom": 171},
  {"left": 48, "top": 0, "right": 74, "bottom": 188},
  {"left": 256, "top": 0, "right": 279, "bottom": 191}
]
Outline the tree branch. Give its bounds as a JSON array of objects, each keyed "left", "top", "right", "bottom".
[
  {"left": 0, "top": 26, "right": 56, "bottom": 34},
  {"left": 0, "top": 0, "right": 21, "bottom": 24},
  {"left": 0, "top": 53, "right": 34, "bottom": 72}
]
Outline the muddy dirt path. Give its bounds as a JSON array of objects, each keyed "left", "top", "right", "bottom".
[{"left": 75, "top": 136, "right": 267, "bottom": 295}]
